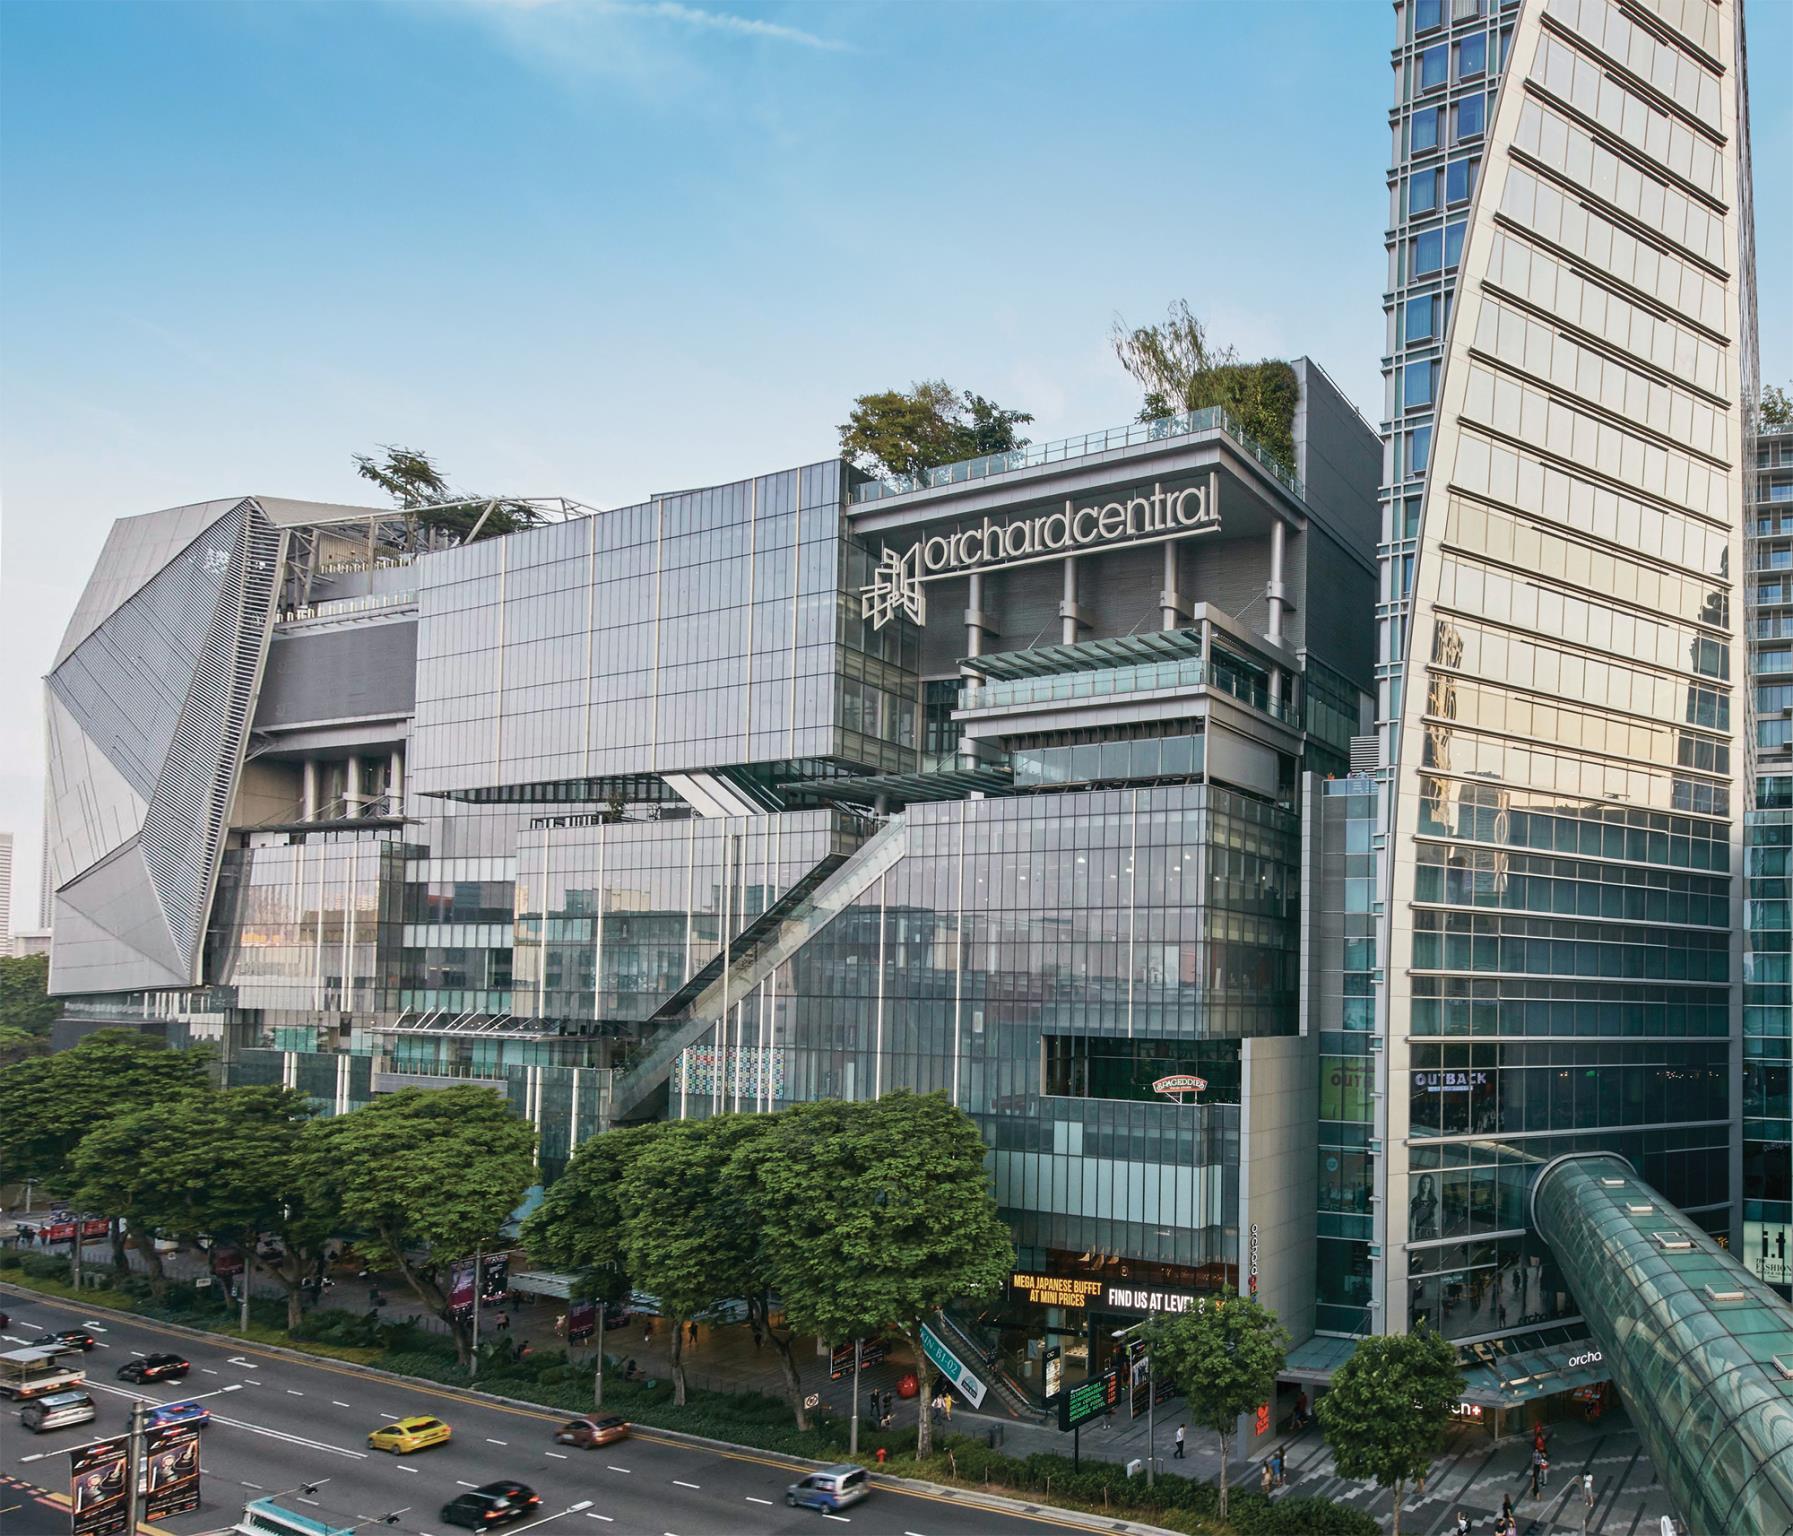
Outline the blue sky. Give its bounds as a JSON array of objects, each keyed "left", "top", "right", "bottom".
[{"left": 0, "top": 0, "right": 1788, "bottom": 915}]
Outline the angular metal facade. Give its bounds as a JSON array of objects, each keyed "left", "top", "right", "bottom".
[{"left": 46, "top": 499, "right": 285, "bottom": 993}]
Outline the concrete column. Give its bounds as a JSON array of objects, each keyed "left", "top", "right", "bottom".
[
  {"left": 344, "top": 755, "right": 364, "bottom": 816},
  {"left": 388, "top": 749, "right": 405, "bottom": 817},
  {"left": 301, "top": 759, "right": 319, "bottom": 822},
  {"left": 1267, "top": 520, "right": 1288, "bottom": 644},
  {"left": 1161, "top": 542, "right": 1181, "bottom": 631},
  {"left": 1059, "top": 557, "right": 1085, "bottom": 645}
]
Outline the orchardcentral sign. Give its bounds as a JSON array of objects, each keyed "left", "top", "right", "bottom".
[{"left": 861, "top": 481, "right": 1220, "bottom": 628}]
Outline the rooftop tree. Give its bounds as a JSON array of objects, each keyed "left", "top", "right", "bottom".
[
  {"left": 839, "top": 381, "right": 1033, "bottom": 484},
  {"left": 353, "top": 445, "right": 548, "bottom": 546}
]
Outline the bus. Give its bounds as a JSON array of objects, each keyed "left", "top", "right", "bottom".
[{"left": 0, "top": 1344, "right": 87, "bottom": 1400}]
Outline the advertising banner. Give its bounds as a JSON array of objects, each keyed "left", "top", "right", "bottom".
[
  {"left": 918, "top": 1323, "right": 986, "bottom": 1409},
  {"left": 69, "top": 1438, "right": 130, "bottom": 1536},
  {"left": 567, "top": 1299, "right": 597, "bottom": 1346},
  {"left": 143, "top": 1423, "right": 202, "bottom": 1522},
  {"left": 828, "top": 1339, "right": 888, "bottom": 1382},
  {"left": 44, "top": 1217, "right": 111, "bottom": 1245},
  {"left": 211, "top": 1245, "right": 245, "bottom": 1279},
  {"left": 481, "top": 1254, "right": 510, "bottom": 1305},
  {"left": 449, "top": 1258, "right": 477, "bottom": 1318}
]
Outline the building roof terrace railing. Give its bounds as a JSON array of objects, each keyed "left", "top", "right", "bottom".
[{"left": 850, "top": 405, "right": 1303, "bottom": 506}]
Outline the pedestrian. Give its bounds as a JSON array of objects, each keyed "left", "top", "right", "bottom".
[
  {"left": 687, "top": 1319, "right": 698, "bottom": 1346},
  {"left": 1530, "top": 1447, "right": 1544, "bottom": 1497},
  {"left": 643, "top": 1319, "right": 654, "bottom": 1344},
  {"left": 1174, "top": 1423, "right": 1186, "bottom": 1460},
  {"left": 1271, "top": 1446, "right": 1286, "bottom": 1487},
  {"left": 1292, "top": 1389, "right": 1309, "bottom": 1430},
  {"left": 1454, "top": 1511, "right": 1470, "bottom": 1536},
  {"left": 942, "top": 1391, "right": 953, "bottom": 1420},
  {"left": 1261, "top": 1461, "right": 1274, "bottom": 1496},
  {"left": 1502, "top": 1491, "right": 1514, "bottom": 1528},
  {"left": 1540, "top": 1451, "right": 1550, "bottom": 1491},
  {"left": 494, "top": 1310, "right": 509, "bottom": 1332},
  {"left": 930, "top": 1393, "right": 943, "bottom": 1422},
  {"left": 1583, "top": 1471, "right": 1595, "bottom": 1507},
  {"left": 554, "top": 1313, "right": 566, "bottom": 1338}
]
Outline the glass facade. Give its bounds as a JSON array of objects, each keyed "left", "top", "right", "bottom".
[{"left": 1371, "top": 0, "right": 1756, "bottom": 1389}]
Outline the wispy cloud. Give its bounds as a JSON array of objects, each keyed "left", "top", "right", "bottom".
[{"left": 478, "top": 0, "right": 856, "bottom": 53}]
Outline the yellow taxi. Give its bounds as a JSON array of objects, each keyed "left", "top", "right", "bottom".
[{"left": 368, "top": 1415, "right": 452, "bottom": 1454}]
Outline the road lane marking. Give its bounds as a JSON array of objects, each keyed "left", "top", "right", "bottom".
[
  {"left": 130, "top": 1349, "right": 145, "bottom": 1356},
  {"left": 82, "top": 1322, "right": 109, "bottom": 1331},
  {"left": 457, "top": 1482, "right": 479, "bottom": 1489},
  {"left": 4, "top": 1287, "right": 1126, "bottom": 1533},
  {"left": 823, "top": 1517, "right": 851, "bottom": 1524},
  {"left": 245, "top": 1378, "right": 261, "bottom": 1385},
  {"left": 746, "top": 1497, "right": 772, "bottom": 1505},
  {"left": 243, "top": 1483, "right": 264, "bottom": 1491},
  {"left": 201, "top": 1368, "right": 219, "bottom": 1375},
  {"left": 672, "top": 1480, "right": 700, "bottom": 1489},
  {"left": 287, "top": 1389, "right": 304, "bottom": 1396},
  {"left": 333, "top": 1401, "right": 351, "bottom": 1408},
  {"left": 2, "top": 1336, "right": 30, "bottom": 1345},
  {"left": 607, "top": 1465, "right": 630, "bottom": 1473},
  {"left": 398, "top": 1464, "right": 417, "bottom": 1473},
  {"left": 298, "top": 1499, "right": 320, "bottom": 1506},
  {"left": 584, "top": 1516, "right": 613, "bottom": 1523},
  {"left": 486, "top": 1437, "right": 508, "bottom": 1445},
  {"left": 545, "top": 1450, "right": 568, "bottom": 1458}
]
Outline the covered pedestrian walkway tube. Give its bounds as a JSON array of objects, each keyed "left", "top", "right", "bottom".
[{"left": 1530, "top": 1153, "right": 1793, "bottom": 1535}]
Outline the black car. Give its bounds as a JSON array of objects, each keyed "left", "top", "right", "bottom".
[
  {"left": 440, "top": 1481, "right": 541, "bottom": 1529},
  {"left": 34, "top": 1329, "right": 96, "bottom": 1352},
  {"left": 117, "top": 1354, "right": 189, "bottom": 1384}
]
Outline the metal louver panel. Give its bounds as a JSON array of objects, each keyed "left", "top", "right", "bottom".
[{"left": 138, "top": 505, "right": 284, "bottom": 976}]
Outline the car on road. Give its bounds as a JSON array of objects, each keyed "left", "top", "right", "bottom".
[
  {"left": 439, "top": 1481, "right": 540, "bottom": 1529},
  {"left": 33, "top": 1329, "right": 96, "bottom": 1352},
  {"left": 117, "top": 1354, "right": 190, "bottom": 1384},
  {"left": 553, "top": 1415, "right": 630, "bottom": 1448},
  {"left": 145, "top": 1400, "right": 210, "bottom": 1430},
  {"left": 19, "top": 1389, "right": 97, "bottom": 1433},
  {"left": 786, "top": 1464, "right": 871, "bottom": 1513},
  {"left": 367, "top": 1415, "right": 451, "bottom": 1454}
]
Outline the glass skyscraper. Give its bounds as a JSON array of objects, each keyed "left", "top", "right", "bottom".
[{"left": 1367, "top": 0, "right": 1759, "bottom": 1381}]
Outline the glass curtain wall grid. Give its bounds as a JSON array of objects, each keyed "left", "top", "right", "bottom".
[
  {"left": 408, "top": 463, "right": 920, "bottom": 804},
  {"left": 1372, "top": 0, "right": 1756, "bottom": 1360},
  {"left": 672, "top": 783, "right": 1296, "bottom": 1273},
  {"left": 1745, "top": 422, "right": 1793, "bottom": 1289}
]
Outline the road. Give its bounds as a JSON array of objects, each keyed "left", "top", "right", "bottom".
[{"left": 0, "top": 1287, "right": 1104, "bottom": 1536}]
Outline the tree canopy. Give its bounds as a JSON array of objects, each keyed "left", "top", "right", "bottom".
[
  {"left": 1145, "top": 1290, "right": 1289, "bottom": 1519},
  {"left": 353, "top": 445, "right": 547, "bottom": 544},
  {"left": 839, "top": 381, "right": 1033, "bottom": 484},
  {"left": 1318, "top": 1324, "right": 1463, "bottom": 1536},
  {"left": 302, "top": 1085, "right": 536, "bottom": 1361},
  {"left": 0, "top": 1028, "right": 211, "bottom": 1186},
  {"left": 751, "top": 1092, "right": 1013, "bottom": 1454},
  {"left": 1762, "top": 383, "right": 1792, "bottom": 428},
  {"left": 1111, "top": 301, "right": 1300, "bottom": 472},
  {"left": 0, "top": 954, "right": 61, "bottom": 1040}
]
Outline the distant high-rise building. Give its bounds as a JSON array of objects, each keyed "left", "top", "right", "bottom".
[{"left": 0, "top": 831, "right": 13, "bottom": 956}]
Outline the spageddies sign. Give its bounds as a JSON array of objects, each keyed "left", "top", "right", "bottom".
[{"left": 861, "top": 480, "right": 1220, "bottom": 628}]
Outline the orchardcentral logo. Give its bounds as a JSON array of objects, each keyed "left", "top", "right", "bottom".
[{"left": 860, "top": 481, "right": 1219, "bottom": 629}]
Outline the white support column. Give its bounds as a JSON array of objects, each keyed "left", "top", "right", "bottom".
[
  {"left": 1160, "top": 542, "right": 1183, "bottom": 631},
  {"left": 1267, "top": 520, "right": 1288, "bottom": 645},
  {"left": 388, "top": 748, "right": 405, "bottom": 817},
  {"left": 1059, "top": 556, "right": 1086, "bottom": 645},
  {"left": 301, "top": 759, "right": 319, "bottom": 822},
  {"left": 344, "top": 755, "right": 364, "bottom": 815}
]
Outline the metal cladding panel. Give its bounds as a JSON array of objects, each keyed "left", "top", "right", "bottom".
[
  {"left": 254, "top": 621, "right": 418, "bottom": 729},
  {"left": 46, "top": 500, "right": 284, "bottom": 992}
]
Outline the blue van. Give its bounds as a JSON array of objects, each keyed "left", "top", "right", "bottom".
[{"left": 785, "top": 1464, "right": 870, "bottom": 1513}]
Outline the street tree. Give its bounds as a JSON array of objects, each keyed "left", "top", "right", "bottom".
[
  {"left": 0, "top": 954, "right": 61, "bottom": 1038},
  {"left": 63, "top": 1085, "right": 321, "bottom": 1309},
  {"left": 753, "top": 1093, "right": 1013, "bottom": 1455},
  {"left": 302, "top": 1086, "right": 536, "bottom": 1363},
  {"left": 1144, "top": 1290, "right": 1289, "bottom": 1521},
  {"left": 839, "top": 381, "right": 1033, "bottom": 484},
  {"left": 0, "top": 1029, "right": 212, "bottom": 1190},
  {"left": 1111, "top": 301, "right": 1300, "bottom": 472},
  {"left": 1318, "top": 1323, "right": 1463, "bottom": 1536}
]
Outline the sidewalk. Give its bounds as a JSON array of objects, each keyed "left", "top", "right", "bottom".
[{"left": 0, "top": 1209, "right": 1682, "bottom": 1532}]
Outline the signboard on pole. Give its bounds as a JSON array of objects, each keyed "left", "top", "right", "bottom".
[
  {"left": 480, "top": 1254, "right": 511, "bottom": 1305},
  {"left": 830, "top": 1339, "right": 887, "bottom": 1382},
  {"left": 918, "top": 1323, "right": 987, "bottom": 1409},
  {"left": 143, "top": 1423, "right": 201, "bottom": 1522},
  {"left": 1057, "top": 1366, "right": 1120, "bottom": 1431},
  {"left": 567, "top": 1299, "right": 597, "bottom": 1346},
  {"left": 69, "top": 1437, "right": 130, "bottom": 1536},
  {"left": 449, "top": 1258, "right": 477, "bottom": 1318},
  {"left": 44, "top": 1217, "right": 110, "bottom": 1245}
]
